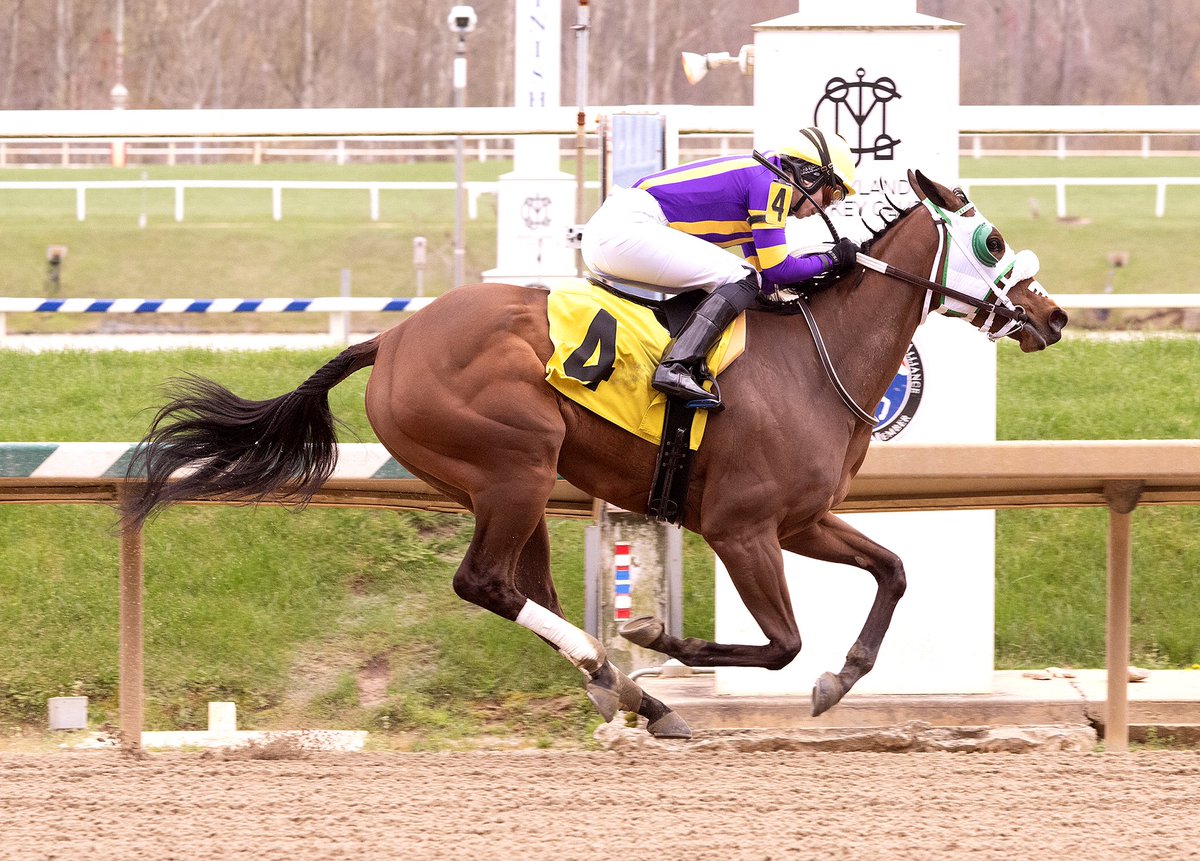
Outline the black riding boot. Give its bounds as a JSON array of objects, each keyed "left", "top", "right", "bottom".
[{"left": 652, "top": 274, "right": 759, "bottom": 410}]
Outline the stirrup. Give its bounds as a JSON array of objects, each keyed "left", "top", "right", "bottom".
[
  {"left": 686, "top": 376, "right": 722, "bottom": 411},
  {"left": 653, "top": 365, "right": 722, "bottom": 411}
]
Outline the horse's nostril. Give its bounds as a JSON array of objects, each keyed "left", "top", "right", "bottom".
[{"left": 1050, "top": 309, "right": 1069, "bottom": 333}]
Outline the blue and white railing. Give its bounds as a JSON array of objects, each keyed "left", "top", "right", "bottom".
[{"left": 0, "top": 296, "right": 438, "bottom": 340}]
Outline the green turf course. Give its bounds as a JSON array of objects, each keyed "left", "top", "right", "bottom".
[
  {"left": 1, "top": 337, "right": 1197, "bottom": 741},
  {"left": 0, "top": 156, "right": 1196, "bottom": 334}
]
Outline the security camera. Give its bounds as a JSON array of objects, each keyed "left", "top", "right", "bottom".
[{"left": 447, "top": 5, "right": 476, "bottom": 34}]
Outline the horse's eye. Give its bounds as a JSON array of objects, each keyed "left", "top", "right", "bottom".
[{"left": 987, "top": 234, "right": 1004, "bottom": 256}]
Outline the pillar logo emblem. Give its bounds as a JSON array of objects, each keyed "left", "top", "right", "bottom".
[
  {"left": 872, "top": 342, "right": 924, "bottom": 442},
  {"left": 814, "top": 68, "right": 902, "bottom": 166},
  {"left": 521, "top": 194, "right": 554, "bottom": 230}
]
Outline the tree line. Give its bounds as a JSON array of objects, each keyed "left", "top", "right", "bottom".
[{"left": 0, "top": 0, "right": 1195, "bottom": 111}]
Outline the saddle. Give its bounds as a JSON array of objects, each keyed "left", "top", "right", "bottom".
[{"left": 585, "top": 274, "right": 713, "bottom": 526}]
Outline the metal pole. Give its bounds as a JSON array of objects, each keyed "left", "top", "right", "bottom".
[
  {"left": 118, "top": 487, "right": 144, "bottom": 753},
  {"left": 1104, "top": 480, "right": 1142, "bottom": 753},
  {"left": 110, "top": 0, "right": 128, "bottom": 167},
  {"left": 453, "top": 34, "right": 467, "bottom": 288},
  {"left": 573, "top": 0, "right": 590, "bottom": 277}
]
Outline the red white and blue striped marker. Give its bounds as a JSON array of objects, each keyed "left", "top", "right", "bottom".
[{"left": 613, "top": 542, "right": 632, "bottom": 621}]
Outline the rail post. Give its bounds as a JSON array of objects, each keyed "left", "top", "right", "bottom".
[
  {"left": 584, "top": 503, "right": 682, "bottom": 673},
  {"left": 118, "top": 486, "right": 145, "bottom": 753},
  {"left": 1103, "top": 479, "right": 1143, "bottom": 753}
]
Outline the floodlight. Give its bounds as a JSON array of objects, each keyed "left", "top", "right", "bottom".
[{"left": 681, "top": 45, "right": 754, "bottom": 85}]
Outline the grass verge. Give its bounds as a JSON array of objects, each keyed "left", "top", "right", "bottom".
[{"left": 0, "top": 328, "right": 1197, "bottom": 739}]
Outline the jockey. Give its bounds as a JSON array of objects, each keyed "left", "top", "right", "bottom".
[{"left": 581, "top": 126, "right": 860, "bottom": 410}]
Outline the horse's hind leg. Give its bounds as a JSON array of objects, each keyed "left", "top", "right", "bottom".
[
  {"left": 620, "top": 531, "right": 803, "bottom": 670},
  {"left": 782, "top": 512, "right": 906, "bottom": 716},
  {"left": 512, "top": 517, "right": 690, "bottom": 738},
  {"left": 455, "top": 482, "right": 689, "bottom": 738}
]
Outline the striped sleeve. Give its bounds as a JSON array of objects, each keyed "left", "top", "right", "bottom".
[{"left": 749, "top": 170, "right": 833, "bottom": 285}]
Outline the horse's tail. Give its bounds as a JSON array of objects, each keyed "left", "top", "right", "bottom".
[{"left": 126, "top": 336, "right": 380, "bottom": 527}]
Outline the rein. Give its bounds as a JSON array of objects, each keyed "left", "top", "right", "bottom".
[
  {"left": 752, "top": 153, "right": 1030, "bottom": 332},
  {"left": 855, "top": 250, "right": 1029, "bottom": 330},
  {"left": 775, "top": 208, "right": 1032, "bottom": 427},
  {"left": 791, "top": 295, "right": 879, "bottom": 426},
  {"left": 749, "top": 158, "right": 1034, "bottom": 426}
]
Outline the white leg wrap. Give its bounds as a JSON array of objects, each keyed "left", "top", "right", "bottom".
[{"left": 516, "top": 600, "right": 601, "bottom": 670}]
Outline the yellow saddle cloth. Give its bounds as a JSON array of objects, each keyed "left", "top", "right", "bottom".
[{"left": 545, "top": 282, "right": 746, "bottom": 450}]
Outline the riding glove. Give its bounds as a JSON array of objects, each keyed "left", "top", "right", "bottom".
[{"left": 827, "top": 237, "right": 861, "bottom": 277}]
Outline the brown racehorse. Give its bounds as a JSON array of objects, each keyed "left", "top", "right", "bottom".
[{"left": 129, "top": 171, "right": 1067, "bottom": 739}]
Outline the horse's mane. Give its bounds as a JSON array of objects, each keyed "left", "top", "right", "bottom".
[
  {"left": 757, "top": 200, "right": 922, "bottom": 314},
  {"left": 859, "top": 201, "right": 921, "bottom": 257}
]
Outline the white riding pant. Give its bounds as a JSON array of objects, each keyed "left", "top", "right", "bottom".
[{"left": 581, "top": 187, "right": 753, "bottom": 294}]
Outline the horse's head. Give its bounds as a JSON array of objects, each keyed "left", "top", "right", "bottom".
[{"left": 909, "top": 169, "right": 1068, "bottom": 352}]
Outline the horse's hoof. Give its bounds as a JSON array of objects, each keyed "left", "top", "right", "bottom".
[
  {"left": 619, "top": 615, "right": 665, "bottom": 648},
  {"left": 647, "top": 711, "right": 692, "bottom": 739},
  {"left": 811, "top": 671, "right": 846, "bottom": 717},
  {"left": 586, "top": 684, "right": 619, "bottom": 722}
]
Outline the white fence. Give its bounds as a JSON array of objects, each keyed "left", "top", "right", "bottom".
[
  {"left": 960, "top": 177, "right": 1200, "bottom": 219},
  {"left": 1, "top": 175, "right": 1192, "bottom": 223},
  {"left": 0, "top": 179, "right": 505, "bottom": 222}
]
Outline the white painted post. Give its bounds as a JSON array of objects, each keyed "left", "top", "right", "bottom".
[
  {"left": 174, "top": 185, "right": 184, "bottom": 222},
  {"left": 369, "top": 186, "right": 380, "bottom": 221},
  {"left": 208, "top": 702, "right": 237, "bottom": 733},
  {"left": 330, "top": 268, "right": 351, "bottom": 343},
  {"left": 48, "top": 697, "right": 89, "bottom": 730},
  {"left": 1155, "top": 182, "right": 1166, "bottom": 218},
  {"left": 1056, "top": 181, "right": 1067, "bottom": 219},
  {"left": 272, "top": 185, "right": 282, "bottom": 221},
  {"left": 75, "top": 187, "right": 86, "bottom": 221},
  {"left": 467, "top": 185, "right": 480, "bottom": 220}
]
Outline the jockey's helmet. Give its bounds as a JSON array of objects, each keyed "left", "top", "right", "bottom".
[{"left": 776, "top": 128, "right": 856, "bottom": 201}]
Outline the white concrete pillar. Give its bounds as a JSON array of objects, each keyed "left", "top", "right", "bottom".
[
  {"left": 482, "top": 0, "right": 577, "bottom": 286},
  {"left": 716, "top": 2, "right": 998, "bottom": 698}
]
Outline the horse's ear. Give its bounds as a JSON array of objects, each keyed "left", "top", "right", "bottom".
[
  {"left": 909, "top": 169, "right": 956, "bottom": 209},
  {"left": 907, "top": 169, "right": 925, "bottom": 201}
]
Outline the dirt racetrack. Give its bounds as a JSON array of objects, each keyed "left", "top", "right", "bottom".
[{"left": 1, "top": 748, "right": 1198, "bottom": 860}]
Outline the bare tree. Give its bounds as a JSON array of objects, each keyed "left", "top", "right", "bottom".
[
  {"left": 2, "top": 0, "right": 23, "bottom": 107},
  {"left": 300, "top": 0, "right": 314, "bottom": 107},
  {"left": 0, "top": 1, "right": 1196, "bottom": 112}
]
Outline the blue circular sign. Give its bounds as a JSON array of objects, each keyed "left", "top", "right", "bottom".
[{"left": 873, "top": 343, "right": 924, "bottom": 442}]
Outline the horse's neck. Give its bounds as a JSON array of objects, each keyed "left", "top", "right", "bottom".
[{"left": 805, "top": 212, "right": 935, "bottom": 417}]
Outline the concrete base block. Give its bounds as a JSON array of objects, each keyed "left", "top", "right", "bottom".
[{"left": 48, "top": 696, "right": 88, "bottom": 731}]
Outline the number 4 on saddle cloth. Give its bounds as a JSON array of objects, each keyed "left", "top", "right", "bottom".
[{"left": 545, "top": 280, "right": 747, "bottom": 524}]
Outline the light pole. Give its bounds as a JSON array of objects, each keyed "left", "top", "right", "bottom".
[
  {"left": 448, "top": 6, "right": 476, "bottom": 289},
  {"left": 110, "top": 0, "right": 129, "bottom": 168}
]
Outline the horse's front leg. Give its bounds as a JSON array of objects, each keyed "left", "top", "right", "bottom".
[
  {"left": 781, "top": 512, "right": 907, "bottom": 716},
  {"left": 621, "top": 531, "right": 803, "bottom": 670}
]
